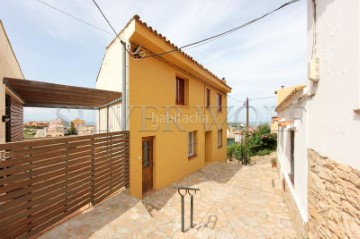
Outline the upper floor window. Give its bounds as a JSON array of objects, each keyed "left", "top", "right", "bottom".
[
  {"left": 188, "top": 131, "right": 197, "bottom": 158},
  {"left": 206, "top": 88, "right": 210, "bottom": 109},
  {"left": 176, "top": 77, "right": 185, "bottom": 105},
  {"left": 217, "top": 93, "right": 222, "bottom": 112}
]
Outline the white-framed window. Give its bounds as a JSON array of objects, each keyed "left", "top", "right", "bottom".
[
  {"left": 188, "top": 131, "right": 197, "bottom": 158},
  {"left": 217, "top": 129, "right": 223, "bottom": 147}
]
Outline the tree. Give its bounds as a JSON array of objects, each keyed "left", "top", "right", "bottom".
[
  {"left": 227, "top": 124, "right": 277, "bottom": 164},
  {"left": 247, "top": 124, "right": 277, "bottom": 156},
  {"left": 67, "top": 122, "right": 77, "bottom": 135}
]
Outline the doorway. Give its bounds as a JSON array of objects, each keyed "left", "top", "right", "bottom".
[{"left": 142, "top": 136, "right": 153, "bottom": 194}]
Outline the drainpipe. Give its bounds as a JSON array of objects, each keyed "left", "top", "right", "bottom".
[
  {"left": 107, "top": 105, "right": 109, "bottom": 133},
  {"left": 121, "top": 42, "right": 127, "bottom": 131},
  {"left": 98, "top": 109, "right": 100, "bottom": 133}
]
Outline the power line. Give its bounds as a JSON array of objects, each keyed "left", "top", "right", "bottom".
[
  {"left": 228, "top": 95, "right": 276, "bottom": 104},
  {"left": 91, "top": 0, "right": 141, "bottom": 59},
  {"left": 33, "top": 0, "right": 115, "bottom": 36},
  {"left": 228, "top": 95, "right": 245, "bottom": 103},
  {"left": 91, "top": 0, "right": 117, "bottom": 36},
  {"left": 250, "top": 96, "right": 276, "bottom": 101},
  {"left": 143, "top": 0, "right": 301, "bottom": 59},
  {"left": 34, "top": 0, "right": 301, "bottom": 62}
]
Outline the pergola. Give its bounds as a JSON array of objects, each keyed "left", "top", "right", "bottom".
[
  {"left": 2, "top": 77, "right": 121, "bottom": 142},
  {"left": 3, "top": 78, "right": 121, "bottom": 109}
]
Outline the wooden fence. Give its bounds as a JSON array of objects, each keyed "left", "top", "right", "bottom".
[{"left": 0, "top": 131, "right": 129, "bottom": 238}]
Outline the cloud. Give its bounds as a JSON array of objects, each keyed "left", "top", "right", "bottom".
[{"left": 1, "top": 0, "right": 307, "bottom": 123}]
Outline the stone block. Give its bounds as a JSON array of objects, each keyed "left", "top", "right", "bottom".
[
  {"left": 342, "top": 212, "right": 360, "bottom": 238},
  {"left": 308, "top": 149, "right": 360, "bottom": 239},
  {"left": 335, "top": 169, "right": 350, "bottom": 181},
  {"left": 318, "top": 169, "right": 333, "bottom": 182}
]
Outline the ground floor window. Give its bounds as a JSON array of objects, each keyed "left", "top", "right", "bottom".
[
  {"left": 218, "top": 129, "right": 223, "bottom": 147},
  {"left": 188, "top": 131, "right": 197, "bottom": 158}
]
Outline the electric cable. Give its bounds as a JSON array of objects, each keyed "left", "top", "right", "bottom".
[
  {"left": 34, "top": 0, "right": 115, "bottom": 36},
  {"left": 143, "top": 0, "right": 301, "bottom": 59}
]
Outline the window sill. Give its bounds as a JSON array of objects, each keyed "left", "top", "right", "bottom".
[
  {"left": 188, "top": 154, "right": 197, "bottom": 160},
  {"left": 218, "top": 145, "right": 223, "bottom": 148},
  {"left": 354, "top": 109, "right": 360, "bottom": 114},
  {"left": 175, "top": 104, "right": 190, "bottom": 109}
]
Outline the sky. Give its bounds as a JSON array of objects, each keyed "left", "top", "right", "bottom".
[{"left": 0, "top": 0, "right": 307, "bottom": 125}]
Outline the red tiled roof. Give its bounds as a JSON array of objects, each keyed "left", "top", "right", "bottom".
[
  {"left": 275, "top": 86, "right": 306, "bottom": 112},
  {"left": 117, "top": 15, "right": 231, "bottom": 90},
  {"left": 278, "top": 120, "right": 294, "bottom": 127}
]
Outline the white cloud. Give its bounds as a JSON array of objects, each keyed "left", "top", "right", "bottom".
[{"left": 1, "top": 0, "right": 307, "bottom": 122}]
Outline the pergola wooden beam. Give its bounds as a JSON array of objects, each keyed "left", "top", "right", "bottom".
[{"left": 3, "top": 78, "right": 122, "bottom": 109}]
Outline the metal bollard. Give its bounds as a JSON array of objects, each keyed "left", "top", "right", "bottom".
[
  {"left": 179, "top": 189, "right": 186, "bottom": 232},
  {"left": 188, "top": 189, "right": 197, "bottom": 228},
  {"left": 174, "top": 186, "right": 200, "bottom": 232}
]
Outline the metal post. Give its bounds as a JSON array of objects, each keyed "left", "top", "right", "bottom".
[
  {"left": 174, "top": 186, "right": 199, "bottom": 233},
  {"left": 107, "top": 105, "right": 109, "bottom": 133},
  {"left": 188, "top": 189, "right": 197, "bottom": 228},
  {"left": 181, "top": 194, "right": 185, "bottom": 232},
  {"left": 246, "top": 97, "right": 249, "bottom": 136},
  {"left": 190, "top": 195, "right": 194, "bottom": 228}
]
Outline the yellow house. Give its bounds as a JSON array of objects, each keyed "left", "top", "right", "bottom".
[{"left": 96, "top": 15, "right": 231, "bottom": 198}]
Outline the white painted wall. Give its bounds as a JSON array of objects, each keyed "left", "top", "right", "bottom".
[
  {"left": 307, "top": 0, "right": 360, "bottom": 170},
  {"left": 235, "top": 134, "right": 242, "bottom": 143},
  {"left": 277, "top": 97, "right": 308, "bottom": 222},
  {"left": 0, "top": 21, "right": 24, "bottom": 144},
  {"left": 96, "top": 40, "right": 124, "bottom": 92},
  {"left": 96, "top": 38, "right": 124, "bottom": 133},
  {"left": 96, "top": 103, "right": 122, "bottom": 133}
]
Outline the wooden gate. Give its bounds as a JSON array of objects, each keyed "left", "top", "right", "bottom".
[{"left": 0, "top": 131, "right": 129, "bottom": 238}]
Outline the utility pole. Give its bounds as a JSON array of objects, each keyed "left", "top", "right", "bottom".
[{"left": 246, "top": 97, "right": 249, "bottom": 136}]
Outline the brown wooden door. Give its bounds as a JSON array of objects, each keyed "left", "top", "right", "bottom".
[
  {"left": 142, "top": 137, "right": 153, "bottom": 194},
  {"left": 205, "top": 131, "right": 212, "bottom": 162}
]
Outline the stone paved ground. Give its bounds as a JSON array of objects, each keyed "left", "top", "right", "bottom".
[{"left": 40, "top": 155, "right": 296, "bottom": 239}]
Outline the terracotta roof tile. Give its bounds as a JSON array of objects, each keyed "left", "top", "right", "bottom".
[
  {"left": 119, "top": 15, "right": 231, "bottom": 89},
  {"left": 278, "top": 120, "right": 294, "bottom": 127},
  {"left": 275, "top": 86, "right": 306, "bottom": 112}
]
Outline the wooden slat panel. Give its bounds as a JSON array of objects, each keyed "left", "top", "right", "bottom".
[{"left": 0, "top": 131, "right": 129, "bottom": 239}]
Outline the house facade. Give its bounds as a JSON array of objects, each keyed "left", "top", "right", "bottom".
[
  {"left": 47, "top": 118, "right": 65, "bottom": 137},
  {"left": 276, "top": 85, "right": 309, "bottom": 238},
  {"left": 96, "top": 15, "right": 231, "bottom": 198},
  {"left": 0, "top": 20, "right": 25, "bottom": 143},
  {"left": 276, "top": 1, "right": 360, "bottom": 238}
]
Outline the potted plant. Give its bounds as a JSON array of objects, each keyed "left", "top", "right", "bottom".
[{"left": 271, "top": 158, "right": 277, "bottom": 168}]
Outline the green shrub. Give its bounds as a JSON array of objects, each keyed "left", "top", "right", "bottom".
[
  {"left": 227, "top": 124, "right": 277, "bottom": 163},
  {"left": 227, "top": 144, "right": 237, "bottom": 159},
  {"left": 256, "top": 149, "right": 274, "bottom": 156},
  {"left": 246, "top": 124, "right": 277, "bottom": 156},
  {"left": 233, "top": 143, "right": 251, "bottom": 165}
]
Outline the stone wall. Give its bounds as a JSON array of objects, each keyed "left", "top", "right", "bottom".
[{"left": 308, "top": 149, "right": 360, "bottom": 239}]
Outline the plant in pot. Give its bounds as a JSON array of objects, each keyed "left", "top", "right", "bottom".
[{"left": 271, "top": 158, "right": 277, "bottom": 168}]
